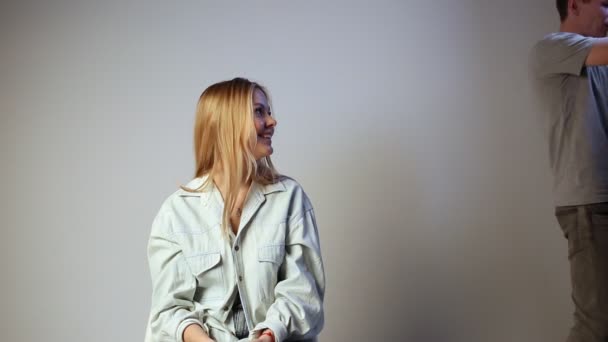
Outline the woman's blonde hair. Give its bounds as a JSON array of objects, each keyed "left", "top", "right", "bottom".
[{"left": 183, "top": 77, "right": 279, "bottom": 236}]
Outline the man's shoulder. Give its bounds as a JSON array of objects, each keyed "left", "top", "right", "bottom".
[
  {"left": 532, "top": 32, "right": 593, "bottom": 56},
  {"left": 537, "top": 32, "right": 585, "bottom": 44}
]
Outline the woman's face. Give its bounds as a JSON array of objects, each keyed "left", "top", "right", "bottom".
[{"left": 252, "top": 88, "right": 277, "bottom": 160}]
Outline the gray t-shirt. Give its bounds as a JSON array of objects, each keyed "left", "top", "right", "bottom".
[{"left": 530, "top": 32, "right": 608, "bottom": 206}]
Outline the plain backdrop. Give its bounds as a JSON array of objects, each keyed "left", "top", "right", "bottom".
[{"left": 1, "top": 1, "right": 570, "bottom": 341}]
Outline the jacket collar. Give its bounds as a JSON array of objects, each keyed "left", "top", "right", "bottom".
[
  {"left": 177, "top": 175, "right": 286, "bottom": 199},
  {"left": 178, "top": 175, "right": 286, "bottom": 233}
]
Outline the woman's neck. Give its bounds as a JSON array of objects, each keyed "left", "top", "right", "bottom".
[{"left": 212, "top": 172, "right": 252, "bottom": 202}]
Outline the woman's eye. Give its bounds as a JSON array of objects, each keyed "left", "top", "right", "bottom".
[{"left": 255, "top": 108, "right": 263, "bottom": 116}]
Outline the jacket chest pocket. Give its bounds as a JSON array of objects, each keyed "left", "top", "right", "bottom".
[
  {"left": 185, "top": 252, "right": 226, "bottom": 303},
  {"left": 257, "top": 244, "right": 285, "bottom": 302}
]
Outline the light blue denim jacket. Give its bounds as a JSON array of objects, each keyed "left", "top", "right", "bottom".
[{"left": 146, "top": 176, "right": 325, "bottom": 342}]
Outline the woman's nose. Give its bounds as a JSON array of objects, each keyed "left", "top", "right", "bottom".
[{"left": 266, "top": 115, "right": 277, "bottom": 128}]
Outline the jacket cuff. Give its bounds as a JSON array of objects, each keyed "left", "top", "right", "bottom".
[{"left": 176, "top": 318, "right": 205, "bottom": 342}]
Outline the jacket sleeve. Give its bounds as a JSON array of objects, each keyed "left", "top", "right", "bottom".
[
  {"left": 147, "top": 209, "right": 204, "bottom": 342},
  {"left": 251, "top": 202, "right": 326, "bottom": 342}
]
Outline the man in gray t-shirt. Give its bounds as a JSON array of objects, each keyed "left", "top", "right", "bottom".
[{"left": 529, "top": 1, "right": 608, "bottom": 341}]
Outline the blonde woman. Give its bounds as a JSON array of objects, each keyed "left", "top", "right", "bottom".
[{"left": 146, "top": 78, "right": 325, "bottom": 342}]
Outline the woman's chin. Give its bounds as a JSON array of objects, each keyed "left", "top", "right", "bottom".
[{"left": 254, "top": 147, "right": 273, "bottom": 160}]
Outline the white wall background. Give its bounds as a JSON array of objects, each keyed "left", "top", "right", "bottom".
[{"left": 1, "top": 1, "right": 568, "bottom": 341}]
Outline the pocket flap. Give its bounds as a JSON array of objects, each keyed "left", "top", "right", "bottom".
[
  {"left": 258, "top": 245, "right": 285, "bottom": 265},
  {"left": 186, "top": 252, "right": 221, "bottom": 275}
]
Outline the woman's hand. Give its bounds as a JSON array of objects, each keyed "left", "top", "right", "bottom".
[
  {"left": 183, "top": 323, "right": 215, "bottom": 342},
  {"left": 251, "top": 336, "right": 273, "bottom": 342},
  {"left": 251, "top": 329, "right": 275, "bottom": 342}
]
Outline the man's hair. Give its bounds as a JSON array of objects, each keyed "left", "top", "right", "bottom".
[{"left": 557, "top": 0, "right": 591, "bottom": 22}]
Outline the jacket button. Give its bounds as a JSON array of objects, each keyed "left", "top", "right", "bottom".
[
  {"left": 238, "top": 275, "right": 243, "bottom": 281},
  {"left": 223, "top": 306, "right": 229, "bottom": 311},
  {"left": 234, "top": 245, "right": 240, "bottom": 251}
]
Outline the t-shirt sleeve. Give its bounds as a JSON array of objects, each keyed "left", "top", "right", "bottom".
[{"left": 530, "top": 32, "right": 595, "bottom": 78}]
